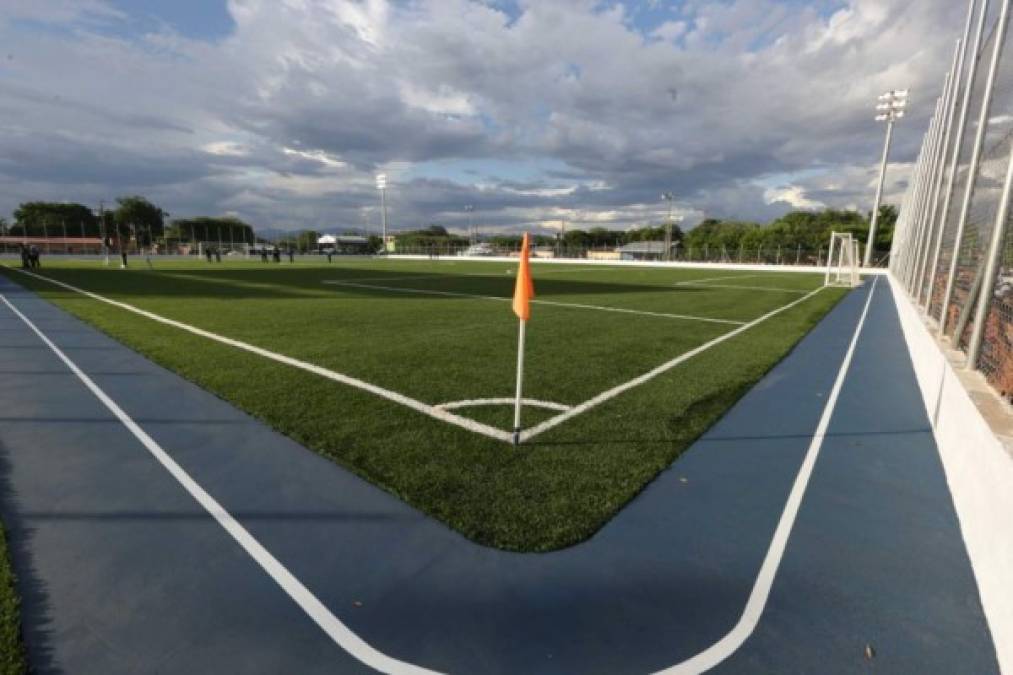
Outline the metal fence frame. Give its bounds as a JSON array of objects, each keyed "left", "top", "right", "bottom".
[{"left": 893, "top": 0, "right": 1013, "bottom": 403}]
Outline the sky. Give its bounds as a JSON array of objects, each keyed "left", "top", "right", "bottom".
[{"left": 0, "top": 0, "right": 969, "bottom": 236}]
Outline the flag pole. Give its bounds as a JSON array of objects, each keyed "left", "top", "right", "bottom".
[{"left": 512, "top": 318, "right": 526, "bottom": 446}]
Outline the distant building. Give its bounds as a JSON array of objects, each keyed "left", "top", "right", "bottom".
[
  {"left": 618, "top": 241, "right": 677, "bottom": 261},
  {"left": 317, "top": 234, "right": 371, "bottom": 254}
]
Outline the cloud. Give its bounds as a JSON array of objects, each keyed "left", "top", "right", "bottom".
[{"left": 0, "top": 0, "right": 968, "bottom": 233}]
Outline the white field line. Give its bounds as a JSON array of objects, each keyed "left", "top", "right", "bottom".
[
  {"left": 8, "top": 267, "right": 513, "bottom": 444},
  {"left": 0, "top": 292, "right": 442, "bottom": 675},
  {"left": 436, "top": 398, "right": 572, "bottom": 412},
  {"left": 674, "top": 283, "right": 811, "bottom": 294},
  {"left": 657, "top": 276, "right": 878, "bottom": 674},
  {"left": 323, "top": 280, "right": 746, "bottom": 326},
  {"left": 674, "top": 273, "right": 766, "bottom": 285},
  {"left": 518, "top": 286, "right": 826, "bottom": 442}
]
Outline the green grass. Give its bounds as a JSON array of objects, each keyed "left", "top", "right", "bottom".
[
  {"left": 1, "top": 257, "right": 847, "bottom": 551},
  {"left": 0, "top": 519, "right": 26, "bottom": 675}
]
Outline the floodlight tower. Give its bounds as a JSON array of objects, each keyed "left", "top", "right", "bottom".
[
  {"left": 465, "top": 204, "right": 475, "bottom": 245},
  {"left": 662, "top": 192, "right": 675, "bottom": 261},
  {"left": 376, "top": 173, "right": 388, "bottom": 254},
  {"left": 865, "top": 89, "right": 908, "bottom": 267}
]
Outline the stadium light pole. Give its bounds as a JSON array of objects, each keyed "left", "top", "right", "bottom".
[
  {"left": 865, "top": 89, "right": 908, "bottom": 267},
  {"left": 662, "top": 192, "right": 674, "bottom": 262},
  {"left": 376, "top": 173, "right": 388, "bottom": 254},
  {"left": 465, "top": 204, "right": 475, "bottom": 245}
]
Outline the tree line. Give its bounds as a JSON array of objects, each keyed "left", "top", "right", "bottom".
[
  {"left": 393, "top": 206, "right": 896, "bottom": 253},
  {"left": 2, "top": 199, "right": 254, "bottom": 247}
]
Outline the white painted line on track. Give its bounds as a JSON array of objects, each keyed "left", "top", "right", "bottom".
[
  {"left": 655, "top": 277, "right": 879, "bottom": 674},
  {"left": 7, "top": 268, "right": 514, "bottom": 444},
  {"left": 324, "top": 280, "right": 746, "bottom": 326},
  {"left": 0, "top": 291, "right": 442, "bottom": 675},
  {"left": 519, "top": 286, "right": 827, "bottom": 442}
]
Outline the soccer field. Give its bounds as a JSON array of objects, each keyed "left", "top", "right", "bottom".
[{"left": 1, "top": 257, "right": 847, "bottom": 551}]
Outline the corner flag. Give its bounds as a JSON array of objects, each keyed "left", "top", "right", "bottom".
[
  {"left": 512, "top": 233, "right": 535, "bottom": 320},
  {"left": 512, "top": 233, "right": 535, "bottom": 445}
]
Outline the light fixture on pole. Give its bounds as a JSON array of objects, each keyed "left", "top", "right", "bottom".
[
  {"left": 376, "top": 173, "right": 388, "bottom": 254},
  {"left": 661, "top": 192, "right": 675, "bottom": 262},
  {"left": 866, "top": 89, "right": 908, "bottom": 267}
]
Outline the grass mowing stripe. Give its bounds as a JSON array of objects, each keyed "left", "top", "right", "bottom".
[
  {"left": 0, "top": 519, "right": 26, "bottom": 675},
  {"left": 521, "top": 286, "right": 825, "bottom": 442},
  {"left": 324, "top": 279, "right": 747, "bottom": 325},
  {"left": 6, "top": 266, "right": 513, "bottom": 444}
]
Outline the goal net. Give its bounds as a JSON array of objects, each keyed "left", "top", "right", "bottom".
[{"left": 824, "top": 232, "right": 859, "bottom": 287}]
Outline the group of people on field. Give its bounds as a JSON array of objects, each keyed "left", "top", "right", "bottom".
[
  {"left": 258, "top": 247, "right": 294, "bottom": 263},
  {"left": 204, "top": 247, "right": 223, "bottom": 263},
  {"left": 19, "top": 244, "right": 40, "bottom": 270}
]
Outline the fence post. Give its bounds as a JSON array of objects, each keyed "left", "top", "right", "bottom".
[
  {"left": 908, "top": 100, "right": 945, "bottom": 292},
  {"left": 925, "top": 0, "right": 988, "bottom": 312},
  {"left": 918, "top": 37, "right": 970, "bottom": 306},
  {"left": 940, "top": 0, "right": 1010, "bottom": 336},
  {"left": 966, "top": 124, "right": 1013, "bottom": 368}
]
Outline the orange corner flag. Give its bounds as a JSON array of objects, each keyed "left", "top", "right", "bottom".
[{"left": 512, "top": 233, "right": 535, "bottom": 321}]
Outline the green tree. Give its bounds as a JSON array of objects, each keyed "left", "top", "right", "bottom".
[
  {"left": 12, "top": 202, "right": 99, "bottom": 237},
  {"left": 169, "top": 217, "right": 255, "bottom": 246},
  {"left": 114, "top": 196, "right": 166, "bottom": 243}
]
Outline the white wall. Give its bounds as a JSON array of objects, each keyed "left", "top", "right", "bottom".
[{"left": 889, "top": 274, "right": 1013, "bottom": 673}]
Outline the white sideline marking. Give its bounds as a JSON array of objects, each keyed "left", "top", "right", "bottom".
[
  {"left": 673, "top": 282, "right": 811, "bottom": 294},
  {"left": 656, "top": 277, "right": 879, "bottom": 674},
  {"left": 323, "top": 280, "right": 746, "bottom": 326},
  {"left": 436, "top": 398, "right": 572, "bottom": 412},
  {"left": 674, "top": 274, "right": 766, "bottom": 285},
  {"left": 0, "top": 292, "right": 441, "bottom": 675},
  {"left": 519, "top": 286, "right": 826, "bottom": 442},
  {"left": 8, "top": 268, "right": 513, "bottom": 444}
]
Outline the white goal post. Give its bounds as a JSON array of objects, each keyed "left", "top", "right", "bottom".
[{"left": 824, "top": 231, "right": 860, "bottom": 288}]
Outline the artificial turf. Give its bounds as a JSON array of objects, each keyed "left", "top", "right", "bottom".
[
  {"left": 0, "top": 520, "right": 26, "bottom": 675},
  {"left": 0, "top": 257, "right": 847, "bottom": 551}
]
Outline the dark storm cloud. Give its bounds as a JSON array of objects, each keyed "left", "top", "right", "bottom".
[{"left": 0, "top": 0, "right": 970, "bottom": 231}]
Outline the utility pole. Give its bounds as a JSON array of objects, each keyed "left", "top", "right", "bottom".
[
  {"left": 465, "top": 204, "right": 475, "bottom": 245},
  {"left": 865, "top": 89, "right": 908, "bottom": 267},
  {"left": 662, "top": 192, "right": 674, "bottom": 262},
  {"left": 376, "top": 173, "right": 388, "bottom": 254}
]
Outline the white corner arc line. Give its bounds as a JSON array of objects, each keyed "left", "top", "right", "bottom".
[
  {"left": 0, "top": 292, "right": 442, "bottom": 675},
  {"left": 8, "top": 268, "right": 513, "bottom": 444},
  {"left": 323, "top": 280, "right": 746, "bottom": 326},
  {"left": 436, "top": 398, "right": 572, "bottom": 412},
  {"left": 519, "top": 285, "right": 827, "bottom": 443},
  {"left": 654, "top": 276, "right": 879, "bottom": 674}
]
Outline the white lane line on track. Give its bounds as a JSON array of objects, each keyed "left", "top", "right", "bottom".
[
  {"left": 323, "top": 280, "right": 746, "bottom": 326},
  {"left": 7, "top": 268, "right": 513, "bottom": 444},
  {"left": 518, "top": 285, "right": 826, "bottom": 442},
  {"left": 655, "top": 277, "right": 879, "bottom": 674},
  {"left": 0, "top": 291, "right": 442, "bottom": 675}
]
